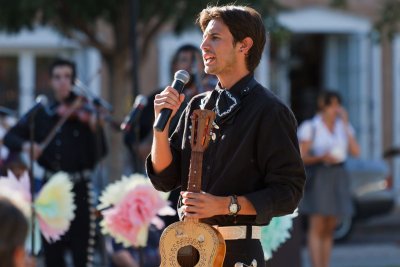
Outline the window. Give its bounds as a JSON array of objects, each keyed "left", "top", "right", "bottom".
[{"left": 0, "top": 56, "right": 19, "bottom": 111}]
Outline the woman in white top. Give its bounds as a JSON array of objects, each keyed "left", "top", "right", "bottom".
[{"left": 298, "top": 91, "right": 360, "bottom": 267}]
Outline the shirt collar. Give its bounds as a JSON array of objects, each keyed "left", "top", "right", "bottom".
[{"left": 215, "top": 73, "right": 254, "bottom": 99}]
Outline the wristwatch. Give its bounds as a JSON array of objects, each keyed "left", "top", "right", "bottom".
[{"left": 228, "top": 195, "right": 241, "bottom": 216}]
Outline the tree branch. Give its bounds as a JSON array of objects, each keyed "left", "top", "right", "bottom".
[
  {"left": 139, "top": 12, "right": 170, "bottom": 59},
  {"left": 55, "top": 0, "right": 114, "bottom": 57}
]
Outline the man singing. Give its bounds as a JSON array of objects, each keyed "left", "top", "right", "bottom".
[{"left": 147, "top": 5, "right": 306, "bottom": 266}]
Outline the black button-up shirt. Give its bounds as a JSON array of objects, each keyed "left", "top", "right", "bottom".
[
  {"left": 147, "top": 75, "right": 306, "bottom": 226},
  {"left": 4, "top": 93, "right": 107, "bottom": 173}
]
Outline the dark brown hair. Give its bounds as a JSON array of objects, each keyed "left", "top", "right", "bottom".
[
  {"left": 0, "top": 197, "right": 28, "bottom": 267},
  {"left": 170, "top": 44, "right": 201, "bottom": 76},
  {"left": 317, "top": 90, "right": 342, "bottom": 111},
  {"left": 49, "top": 58, "right": 77, "bottom": 85},
  {"left": 197, "top": 5, "right": 266, "bottom": 73}
]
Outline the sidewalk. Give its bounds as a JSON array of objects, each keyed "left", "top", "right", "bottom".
[{"left": 302, "top": 243, "right": 400, "bottom": 267}]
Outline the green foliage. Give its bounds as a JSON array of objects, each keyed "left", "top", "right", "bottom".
[
  {"left": 0, "top": 0, "right": 117, "bottom": 32},
  {"left": 375, "top": 0, "right": 400, "bottom": 40},
  {"left": 330, "top": 0, "right": 347, "bottom": 8},
  {"left": 0, "top": 0, "right": 290, "bottom": 52},
  {"left": 0, "top": 0, "right": 38, "bottom": 32}
]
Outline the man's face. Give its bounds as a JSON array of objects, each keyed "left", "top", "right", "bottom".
[
  {"left": 200, "top": 19, "right": 239, "bottom": 77},
  {"left": 50, "top": 65, "right": 73, "bottom": 101},
  {"left": 174, "top": 50, "right": 204, "bottom": 74},
  {"left": 174, "top": 49, "right": 212, "bottom": 97}
]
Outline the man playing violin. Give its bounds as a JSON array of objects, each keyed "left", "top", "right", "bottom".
[{"left": 4, "top": 58, "right": 107, "bottom": 267}]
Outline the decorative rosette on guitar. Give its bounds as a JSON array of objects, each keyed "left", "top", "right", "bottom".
[
  {"left": 0, "top": 170, "right": 76, "bottom": 252},
  {"left": 97, "top": 173, "right": 176, "bottom": 247}
]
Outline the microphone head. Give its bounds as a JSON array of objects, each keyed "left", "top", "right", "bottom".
[
  {"left": 133, "top": 94, "right": 148, "bottom": 108},
  {"left": 174, "top": 70, "right": 190, "bottom": 84},
  {"left": 35, "top": 94, "right": 48, "bottom": 106},
  {"left": 74, "top": 79, "right": 81, "bottom": 87}
]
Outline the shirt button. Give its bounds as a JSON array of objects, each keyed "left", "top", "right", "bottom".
[
  {"left": 73, "top": 130, "right": 79, "bottom": 137},
  {"left": 207, "top": 165, "right": 211, "bottom": 170}
]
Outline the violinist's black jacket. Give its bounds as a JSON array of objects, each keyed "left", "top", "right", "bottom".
[{"left": 4, "top": 92, "right": 107, "bottom": 173}]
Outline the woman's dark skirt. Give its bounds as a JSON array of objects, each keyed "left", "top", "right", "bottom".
[{"left": 300, "top": 164, "right": 354, "bottom": 218}]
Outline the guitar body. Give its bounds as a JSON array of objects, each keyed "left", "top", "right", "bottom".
[{"left": 160, "top": 220, "right": 226, "bottom": 267}]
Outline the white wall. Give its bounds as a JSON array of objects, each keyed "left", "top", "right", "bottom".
[{"left": 0, "top": 26, "right": 101, "bottom": 114}]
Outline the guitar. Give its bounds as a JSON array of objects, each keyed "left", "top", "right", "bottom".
[
  {"left": 21, "top": 97, "right": 84, "bottom": 179},
  {"left": 159, "top": 109, "right": 226, "bottom": 267}
]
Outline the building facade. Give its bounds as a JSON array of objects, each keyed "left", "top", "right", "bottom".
[
  {"left": 155, "top": 1, "right": 399, "bottom": 202},
  {"left": 0, "top": 26, "right": 101, "bottom": 116},
  {"left": 1, "top": 0, "right": 399, "bottom": 202}
]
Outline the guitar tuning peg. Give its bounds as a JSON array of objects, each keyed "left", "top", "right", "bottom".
[
  {"left": 211, "top": 132, "right": 216, "bottom": 141},
  {"left": 212, "top": 122, "right": 219, "bottom": 129}
]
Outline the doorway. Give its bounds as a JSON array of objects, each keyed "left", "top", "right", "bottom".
[{"left": 289, "top": 34, "right": 325, "bottom": 124}]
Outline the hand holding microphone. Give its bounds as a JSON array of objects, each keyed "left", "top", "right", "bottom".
[{"left": 153, "top": 70, "right": 190, "bottom": 132}]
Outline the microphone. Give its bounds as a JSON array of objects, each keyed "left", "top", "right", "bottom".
[
  {"left": 23, "top": 95, "right": 48, "bottom": 123},
  {"left": 120, "top": 94, "right": 148, "bottom": 131},
  {"left": 92, "top": 97, "right": 114, "bottom": 112},
  {"left": 74, "top": 79, "right": 114, "bottom": 112},
  {"left": 153, "top": 70, "right": 190, "bottom": 132},
  {"left": 31, "top": 94, "right": 48, "bottom": 112}
]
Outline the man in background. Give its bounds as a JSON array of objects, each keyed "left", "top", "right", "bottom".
[
  {"left": 112, "top": 44, "right": 216, "bottom": 267},
  {"left": 4, "top": 58, "right": 107, "bottom": 267},
  {"left": 123, "top": 44, "right": 216, "bottom": 175}
]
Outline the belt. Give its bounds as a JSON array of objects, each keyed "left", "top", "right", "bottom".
[
  {"left": 213, "top": 225, "right": 261, "bottom": 240},
  {"left": 44, "top": 169, "right": 92, "bottom": 183}
]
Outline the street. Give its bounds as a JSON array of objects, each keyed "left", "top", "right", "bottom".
[
  {"left": 302, "top": 206, "right": 400, "bottom": 267},
  {"left": 35, "top": 207, "right": 400, "bottom": 267}
]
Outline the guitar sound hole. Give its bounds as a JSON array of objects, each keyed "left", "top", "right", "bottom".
[{"left": 177, "top": 245, "right": 200, "bottom": 267}]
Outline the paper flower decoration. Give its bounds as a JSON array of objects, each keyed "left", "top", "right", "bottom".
[
  {"left": 261, "top": 209, "right": 298, "bottom": 260},
  {"left": 0, "top": 171, "right": 76, "bottom": 243},
  {"left": 35, "top": 172, "right": 76, "bottom": 242},
  {"left": 98, "top": 173, "right": 175, "bottom": 248},
  {"left": 0, "top": 171, "right": 31, "bottom": 217}
]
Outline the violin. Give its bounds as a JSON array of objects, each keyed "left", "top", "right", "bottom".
[
  {"left": 55, "top": 94, "right": 121, "bottom": 131},
  {"left": 56, "top": 95, "right": 95, "bottom": 123}
]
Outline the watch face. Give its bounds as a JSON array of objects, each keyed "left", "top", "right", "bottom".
[{"left": 230, "top": 203, "right": 238, "bottom": 213}]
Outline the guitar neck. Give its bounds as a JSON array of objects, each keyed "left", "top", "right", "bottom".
[
  {"left": 184, "top": 151, "right": 204, "bottom": 224},
  {"left": 187, "top": 151, "right": 203, "bottom": 193}
]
